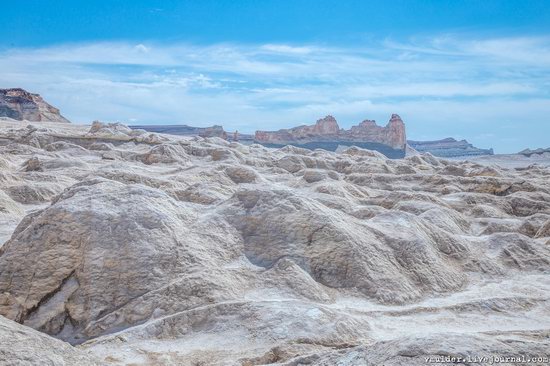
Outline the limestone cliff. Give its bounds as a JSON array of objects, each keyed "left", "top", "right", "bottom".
[
  {"left": 255, "top": 114, "right": 406, "bottom": 150},
  {"left": 0, "top": 88, "right": 70, "bottom": 123}
]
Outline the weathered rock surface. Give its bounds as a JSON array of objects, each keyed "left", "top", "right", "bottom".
[
  {"left": 0, "top": 120, "right": 549, "bottom": 365},
  {"left": 0, "top": 88, "right": 70, "bottom": 123},
  {"left": 408, "top": 137, "right": 494, "bottom": 157},
  {"left": 0, "top": 179, "right": 240, "bottom": 343},
  {"left": 281, "top": 332, "right": 550, "bottom": 366},
  {"left": 0, "top": 315, "right": 100, "bottom": 365},
  {"left": 255, "top": 114, "right": 407, "bottom": 152}
]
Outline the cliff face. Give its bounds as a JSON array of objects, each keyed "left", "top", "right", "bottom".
[
  {"left": 344, "top": 114, "right": 406, "bottom": 149},
  {"left": 254, "top": 115, "right": 339, "bottom": 143},
  {"left": 0, "top": 88, "right": 70, "bottom": 123},
  {"left": 255, "top": 114, "right": 406, "bottom": 150}
]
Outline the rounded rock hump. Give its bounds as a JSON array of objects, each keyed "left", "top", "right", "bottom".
[{"left": 0, "top": 179, "right": 240, "bottom": 342}]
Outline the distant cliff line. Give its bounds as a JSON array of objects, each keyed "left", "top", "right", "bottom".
[
  {"left": 2, "top": 87, "right": 494, "bottom": 159},
  {"left": 255, "top": 114, "right": 406, "bottom": 150},
  {"left": 131, "top": 116, "right": 493, "bottom": 159}
]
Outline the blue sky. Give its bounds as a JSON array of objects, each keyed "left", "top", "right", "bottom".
[{"left": 1, "top": 0, "right": 549, "bottom": 152}]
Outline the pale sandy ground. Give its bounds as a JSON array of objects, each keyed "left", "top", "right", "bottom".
[{"left": 0, "top": 119, "right": 549, "bottom": 365}]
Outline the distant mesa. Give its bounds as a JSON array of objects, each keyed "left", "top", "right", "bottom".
[
  {"left": 254, "top": 114, "right": 407, "bottom": 158},
  {"left": 131, "top": 124, "right": 228, "bottom": 139},
  {"left": 407, "top": 138, "right": 494, "bottom": 158},
  {"left": 518, "top": 147, "right": 550, "bottom": 157},
  {"left": 0, "top": 88, "right": 70, "bottom": 123}
]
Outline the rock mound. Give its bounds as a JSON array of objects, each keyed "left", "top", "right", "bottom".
[
  {"left": 224, "top": 189, "right": 470, "bottom": 304},
  {"left": 0, "top": 179, "right": 241, "bottom": 342}
]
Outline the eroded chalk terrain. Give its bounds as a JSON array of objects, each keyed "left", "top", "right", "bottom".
[{"left": 0, "top": 119, "right": 549, "bottom": 365}]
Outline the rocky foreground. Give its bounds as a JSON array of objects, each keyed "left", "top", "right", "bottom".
[{"left": 0, "top": 119, "right": 549, "bottom": 365}]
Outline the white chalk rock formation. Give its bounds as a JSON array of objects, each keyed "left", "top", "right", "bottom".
[{"left": 0, "top": 120, "right": 549, "bottom": 364}]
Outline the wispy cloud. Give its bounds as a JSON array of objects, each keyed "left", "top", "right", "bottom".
[
  {"left": 1, "top": 35, "right": 549, "bottom": 153},
  {"left": 384, "top": 35, "right": 550, "bottom": 66}
]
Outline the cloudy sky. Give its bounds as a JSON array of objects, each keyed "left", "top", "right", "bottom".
[{"left": 1, "top": 0, "right": 549, "bottom": 153}]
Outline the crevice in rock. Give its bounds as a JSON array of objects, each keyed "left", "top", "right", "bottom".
[
  {"left": 294, "top": 338, "right": 359, "bottom": 350},
  {"left": 18, "top": 269, "right": 76, "bottom": 323},
  {"left": 307, "top": 224, "right": 328, "bottom": 246}
]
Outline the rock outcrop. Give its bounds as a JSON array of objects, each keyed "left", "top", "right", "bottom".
[
  {"left": 255, "top": 115, "right": 340, "bottom": 143},
  {"left": 345, "top": 114, "right": 406, "bottom": 149},
  {"left": 255, "top": 114, "right": 407, "bottom": 157},
  {"left": 408, "top": 137, "right": 493, "bottom": 158},
  {"left": 0, "top": 88, "right": 70, "bottom": 123},
  {"left": 0, "top": 178, "right": 243, "bottom": 343}
]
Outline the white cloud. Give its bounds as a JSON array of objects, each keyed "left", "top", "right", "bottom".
[
  {"left": 134, "top": 44, "right": 150, "bottom": 53},
  {"left": 385, "top": 35, "right": 550, "bottom": 67},
  {"left": 0, "top": 35, "right": 549, "bottom": 153},
  {"left": 260, "top": 44, "right": 316, "bottom": 54}
]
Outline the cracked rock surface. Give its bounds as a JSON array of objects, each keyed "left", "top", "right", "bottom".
[{"left": 0, "top": 119, "right": 549, "bottom": 365}]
